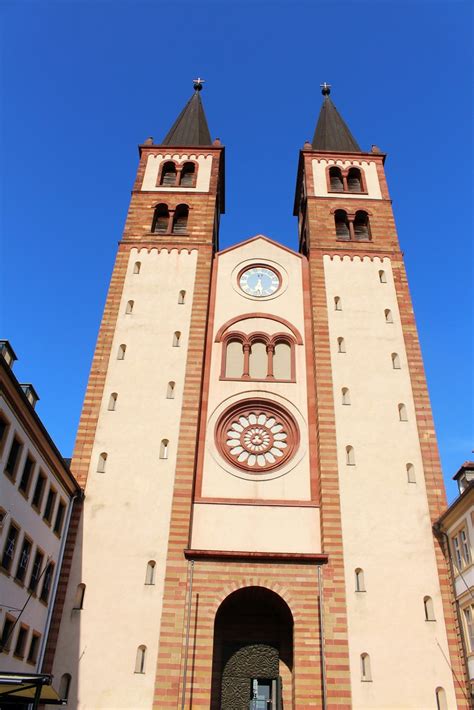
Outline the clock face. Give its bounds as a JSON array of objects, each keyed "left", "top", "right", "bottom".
[{"left": 239, "top": 266, "right": 280, "bottom": 297}]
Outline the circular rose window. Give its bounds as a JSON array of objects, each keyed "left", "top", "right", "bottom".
[{"left": 215, "top": 400, "right": 299, "bottom": 473}]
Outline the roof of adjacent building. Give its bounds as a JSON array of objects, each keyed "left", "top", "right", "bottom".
[
  {"left": 312, "top": 95, "right": 361, "bottom": 152},
  {"left": 162, "top": 90, "right": 212, "bottom": 146}
]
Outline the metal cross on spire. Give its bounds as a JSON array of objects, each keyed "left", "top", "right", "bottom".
[
  {"left": 320, "top": 82, "right": 331, "bottom": 96},
  {"left": 193, "top": 77, "right": 205, "bottom": 92}
]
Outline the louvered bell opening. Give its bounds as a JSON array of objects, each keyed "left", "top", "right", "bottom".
[
  {"left": 153, "top": 206, "right": 169, "bottom": 234},
  {"left": 172, "top": 207, "right": 188, "bottom": 235},
  {"left": 335, "top": 211, "right": 350, "bottom": 240},
  {"left": 329, "top": 168, "right": 344, "bottom": 192},
  {"left": 347, "top": 169, "right": 362, "bottom": 193},
  {"left": 354, "top": 212, "right": 370, "bottom": 240},
  {"left": 180, "top": 163, "right": 195, "bottom": 187},
  {"left": 161, "top": 163, "right": 177, "bottom": 186}
]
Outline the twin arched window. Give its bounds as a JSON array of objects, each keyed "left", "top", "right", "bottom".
[
  {"left": 222, "top": 334, "right": 294, "bottom": 381},
  {"left": 160, "top": 161, "right": 196, "bottom": 187},
  {"left": 152, "top": 204, "right": 189, "bottom": 235},
  {"left": 328, "top": 166, "right": 365, "bottom": 194},
  {"left": 335, "top": 210, "right": 371, "bottom": 241}
]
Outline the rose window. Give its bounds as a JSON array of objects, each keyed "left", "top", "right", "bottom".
[{"left": 215, "top": 401, "right": 299, "bottom": 473}]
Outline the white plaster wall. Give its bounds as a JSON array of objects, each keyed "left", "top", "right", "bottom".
[
  {"left": 0, "top": 396, "right": 70, "bottom": 672},
  {"left": 312, "top": 159, "right": 382, "bottom": 199},
  {"left": 141, "top": 153, "right": 212, "bottom": 192},
  {"left": 191, "top": 503, "right": 320, "bottom": 553},
  {"left": 51, "top": 248, "right": 198, "bottom": 709},
  {"left": 324, "top": 255, "right": 456, "bottom": 708}
]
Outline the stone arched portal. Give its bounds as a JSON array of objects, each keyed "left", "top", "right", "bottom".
[{"left": 210, "top": 586, "right": 294, "bottom": 709}]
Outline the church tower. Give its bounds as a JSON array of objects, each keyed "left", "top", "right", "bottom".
[{"left": 46, "top": 83, "right": 467, "bottom": 709}]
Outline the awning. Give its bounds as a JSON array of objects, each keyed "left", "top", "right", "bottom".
[{"left": 0, "top": 673, "right": 64, "bottom": 706}]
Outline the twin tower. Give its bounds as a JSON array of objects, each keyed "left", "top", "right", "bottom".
[{"left": 44, "top": 84, "right": 466, "bottom": 709}]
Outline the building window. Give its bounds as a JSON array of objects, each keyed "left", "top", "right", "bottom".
[
  {"left": 13, "top": 625, "right": 29, "bottom": 659},
  {"left": 54, "top": 500, "right": 66, "bottom": 536},
  {"left": 273, "top": 341, "right": 292, "bottom": 380},
  {"left": 133, "top": 261, "right": 141, "bottom": 274},
  {"left": 31, "top": 471, "right": 47, "bottom": 510},
  {"left": 337, "top": 336, "right": 346, "bottom": 353},
  {"left": 27, "top": 631, "right": 41, "bottom": 664},
  {"left": 160, "top": 161, "right": 177, "bottom": 186},
  {"left": 379, "top": 269, "right": 387, "bottom": 283},
  {"left": 180, "top": 162, "right": 196, "bottom": 186},
  {"left": 135, "top": 645, "right": 147, "bottom": 673},
  {"left": 172, "top": 204, "right": 189, "bottom": 235},
  {"left": 43, "top": 487, "right": 57, "bottom": 524},
  {"left": 335, "top": 210, "right": 350, "bottom": 240},
  {"left": 125, "top": 300, "right": 134, "bottom": 314},
  {"left": 347, "top": 167, "right": 362, "bottom": 193},
  {"left": 178, "top": 290, "right": 186, "bottom": 304},
  {"left": 406, "top": 463, "right": 416, "bottom": 484},
  {"left": 354, "top": 211, "right": 371, "bottom": 240},
  {"left": 0, "top": 615, "right": 15, "bottom": 653},
  {"left": 463, "top": 605, "right": 474, "bottom": 653},
  {"left": 166, "top": 381, "right": 175, "bottom": 399},
  {"left": 59, "top": 674, "right": 72, "bottom": 702},
  {"left": 1, "top": 522, "right": 19, "bottom": 573},
  {"left": 152, "top": 204, "right": 170, "bottom": 234},
  {"left": 4, "top": 436, "right": 22, "bottom": 481},
  {"left": 452, "top": 526, "right": 471, "bottom": 570},
  {"left": 249, "top": 340, "right": 268, "bottom": 379},
  {"left": 40, "top": 562, "right": 55, "bottom": 604},
  {"left": 329, "top": 166, "right": 344, "bottom": 192},
  {"left": 160, "top": 439, "right": 169, "bottom": 459},
  {"left": 423, "top": 596, "right": 435, "bottom": 621},
  {"left": 346, "top": 445, "right": 355, "bottom": 466},
  {"left": 341, "top": 387, "right": 351, "bottom": 405},
  {"left": 0, "top": 412, "right": 9, "bottom": 455},
  {"left": 18, "top": 455, "right": 35, "bottom": 496},
  {"left": 398, "top": 403, "right": 408, "bottom": 421},
  {"left": 117, "top": 344, "right": 127, "bottom": 360},
  {"left": 355, "top": 568, "right": 365, "bottom": 592},
  {"left": 173, "top": 331, "right": 181, "bottom": 347},
  {"left": 384, "top": 308, "right": 393, "bottom": 323},
  {"left": 391, "top": 352, "right": 401, "bottom": 369},
  {"left": 328, "top": 165, "right": 365, "bottom": 194},
  {"left": 15, "top": 536, "right": 32, "bottom": 584},
  {"left": 108, "top": 392, "right": 118, "bottom": 411},
  {"left": 145, "top": 560, "right": 156, "bottom": 585},
  {"left": 73, "top": 583, "right": 86, "bottom": 610},
  {"left": 28, "top": 549, "right": 44, "bottom": 592},
  {"left": 360, "top": 653, "right": 372, "bottom": 681},
  {"left": 435, "top": 687, "right": 447, "bottom": 710},
  {"left": 97, "top": 452, "right": 107, "bottom": 473},
  {"left": 334, "top": 296, "right": 342, "bottom": 311}
]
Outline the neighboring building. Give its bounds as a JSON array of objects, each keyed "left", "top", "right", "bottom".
[
  {"left": 435, "top": 461, "right": 474, "bottom": 702},
  {"left": 0, "top": 340, "right": 81, "bottom": 698},
  {"left": 45, "top": 83, "right": 468, "bottom": 709}
]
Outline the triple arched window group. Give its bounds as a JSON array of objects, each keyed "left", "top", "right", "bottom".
[
  {"left": 334, "top": 209, "right": 371, "bottom": 241},
  {"left": 152, "top": 204, "right": 189, "bottom": 235},
  {"left": 159, "top": 160, "right": 197, "bottom": 187},
  {"left": 222, "top": 332, "right": 295, "bottom": 382},
  {"left": 328, "top": 166, "right": 366, "bottom": 194}
]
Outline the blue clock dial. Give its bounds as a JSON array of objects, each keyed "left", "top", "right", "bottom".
[{"left": 239, "top": 266, "right": 280, "bottom": 297}]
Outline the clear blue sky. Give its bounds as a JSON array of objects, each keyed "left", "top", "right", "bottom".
[{"left": 1, "top": 1, "right": 472, "bottom": 502}]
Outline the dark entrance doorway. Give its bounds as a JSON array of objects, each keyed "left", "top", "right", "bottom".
[{"left": 210, "top": 587, "right": 293, "bottom": 709}]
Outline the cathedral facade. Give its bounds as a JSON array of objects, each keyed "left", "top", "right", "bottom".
[{"left": 45, "top": 84, "right": 468, "bottom": 709}]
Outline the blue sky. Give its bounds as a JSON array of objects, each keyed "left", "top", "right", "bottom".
[{"left": 1, "top": 1, "right": 472, "bottom": 502}]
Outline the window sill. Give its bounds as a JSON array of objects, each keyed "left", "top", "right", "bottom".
[
  {"left": 150, "top": 231, "right": 189, "bottom": 237},
  {"left": 0, "top": 565, "right": 12, "bottom": 578},
  {"left": 328, "top": 190, "right": 369, "bottom": 196},
  {"left": 19, "top": 488, "right": 32, "bottom": 502},
  {"left": 14, "top": 577, "right": 26, "bottom": 588},
  {"left": 220, "top": 376, "right": 295, "bottom": 384},
  {"left": 13, "top": 652, "right": 26, "bottom": 660},
  {"left": 361, "top": 679, "right": 373, "bottom": 683}
]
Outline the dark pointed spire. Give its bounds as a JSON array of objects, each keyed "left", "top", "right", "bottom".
[
  {"left": 161, "top": 79, "right": 212, "bottom": 146},
  {"left": 312, "top": 83, "right": 361, "bottom": 152}
]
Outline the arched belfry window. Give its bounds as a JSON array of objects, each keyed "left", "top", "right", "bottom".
[
  {"left": 347, "top": 167, "right": 362, "bottom": 192},
  {"left": 180, "top": 162, "right": 196, "bottom": 186},
  {"left": 329, "top": 166, "right": 344, "bottom": 192},
  {"left": 152, "top": 204, "right": 169, "bottom": 234},
  {"left": 224, "top": 338, "right": 245, "bottom": 379},
  {"left": 354, "top": 211, "right": 371, "bottom": 240},
  {"left": 160, "top": 161, "right": 177, "bottom": 186},
  {"left": 172, "top": 205, "right": 189, "bottom": 235},
  {"left": 335, "top": 210, "right": 350, "bottom": 240}
]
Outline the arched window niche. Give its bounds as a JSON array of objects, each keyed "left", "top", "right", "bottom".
[
  {"left": 166, "top": 381, "right": 175, "bottom": 399},
  {"left": 342, "top": 387, "right": 351, "bottom": 405},
  {"left": 172, "top": 204, "right": 189, "bottom": 235},
  {"left": 346, "top": 445, "right": 355, "bottom": 466},
  {"left": 424, "top": 596, "right": 435, "bottom": 621},
  {"left": 337, "top": 337, "right": 346, "bottom": 353},
  {"left": 178, "top": 290, "right": 186, "bottom": 305},
  {"left": 221, "top": 332, "right": 295, "bottom": 382},
  {"left": 134, "top": 645, "right": 147, "bottom": 673},
  {"left": 160, "top": 439, "right": 169, "bottom": 460},
  {"left": 160, "top": 161, "right": 177, "bottom": 186},
  {"left": 398, "top": 403, "right": 408, "bottom": 422},
  {"left": 73, "top": 583, "right": 86, "bottom": 610},
  {"left": 59, "top": 674, "right": 72, "bottom": 701},
  {"left": 145, "top": 560, "right": 156, "bottom": 585},
  {"left": 329, "top": 166, "right": 344, "bottom": 192},
  {"left": 334, "top": 296, "right": 342, "bottom": 311},
  {"left": 360, "top": 653, "right": 372, "bottom": 681},
  {"left": 180, "top": 162, "right": 196, "bottom": 186},
  {"left": 391, "top": 352, "right": 401, "bottom": 369},
  {"left": 347, "top": 167, "right": 363, "bottom": 193},
  {"left": 133, "top": 261, "right": 141, "bottom": 274},
  {"left": 173, "top": 331, "right": 181, "bottom": 347},
  {"left": 108, "top": 392, "right": 118, "bottom": 411},
  {"left": 152, "top": 204, "right": 169, "bottom": 234},
  {"left": 97, "top": 452, "right": 107, "bottom": 473},
  {"left": 117, "top": 344, "right": 126, "bottom": 360},
  {"left": 435, "top": 687, "right": 447, "bottom": 710},
  {"left": 355, "top": 568, "right": 365, "bottom": 592},
  {"left": 335, "top": 210, "right": 350, "bottom": 240}
]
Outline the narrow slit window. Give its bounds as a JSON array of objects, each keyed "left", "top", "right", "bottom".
[
  {"left": 398, "top": 403, "right": 408, "bottom": 421},
  {"left": 335, "top": 210, "right": 350, "bottom": 240},
  {"left": 342, "top": 387, "right": 351, "bottom": 405},
  {"left": 406, "top": 463, "right": 416, "bottom": 483},
  {"left": 135, "top": 645, "right": 147, "bottom": 673},
  {"left": 391, "top": 353, "right": 401, "bottom": 369},
  {"left": 73, "top": 583, "right": 86, "bottom": 610},
  {"left": 108, "top": 393, "right": 118, "bottom": 411},
  {"left": 355, "top": 568, "right": 365, "bottom": 592},
  {"left": 145, "top": 560, "right": 156, "bottom": 585},
  {"left": 166, "top": 381, "right": 175, "bottom": 399},
  {"left": 424, "top": 596, "right": 435, "bottom": 621},
  {"left": 436, "top": 687, "right": 447, "bottom": 710},
  {"left": 178, "top": 290, "right": 186, "bottom": 304},
  {"left": 346, "top": 445, "right": 355, "bottom": 466},
  {"left": 117, "top": 344, "right": 126, "bottom": 360},
  {"left": 354, "top": 211, "right": 371, "bottom": 241},
  {"left": 172, "top": 331, "right": 181, "bottom": 347},
  {"left": 384, "top": 308, "right": 393, "bottom": 323},
  {"left": 152, "top": 204, "right": 169, "bottom": 233},
  {"left": 125, "top": 300, "right": 134, "bottom": 315},
  {"left": 379, "top": 269, "right": 387, "bottom": 283},
  {"left": 160, "top": 161, "right": 177, "bottom": 186},
  {"left": 337, "top": 337, "right": 346, "bottom": 353},
  {"left": 133, "top": 261, "right": 141, "bottom": 274},
  {"left": 172, "top": 204, "right": 189, "bottom": 235},
  {"left": 160, "top": 439, "right": 169, "bottom": 459},
  {"left": 59, "top": 674, "right": 72, "bottom": 702},
  {"left": 97, "top": 452, "right": 107, "bottom": 473},
  {"left": 361, "top": 653, "right": 372, "bottom": 681},
  {"left": 334, "top": 296, "right": 342, "bottom": 311}
]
